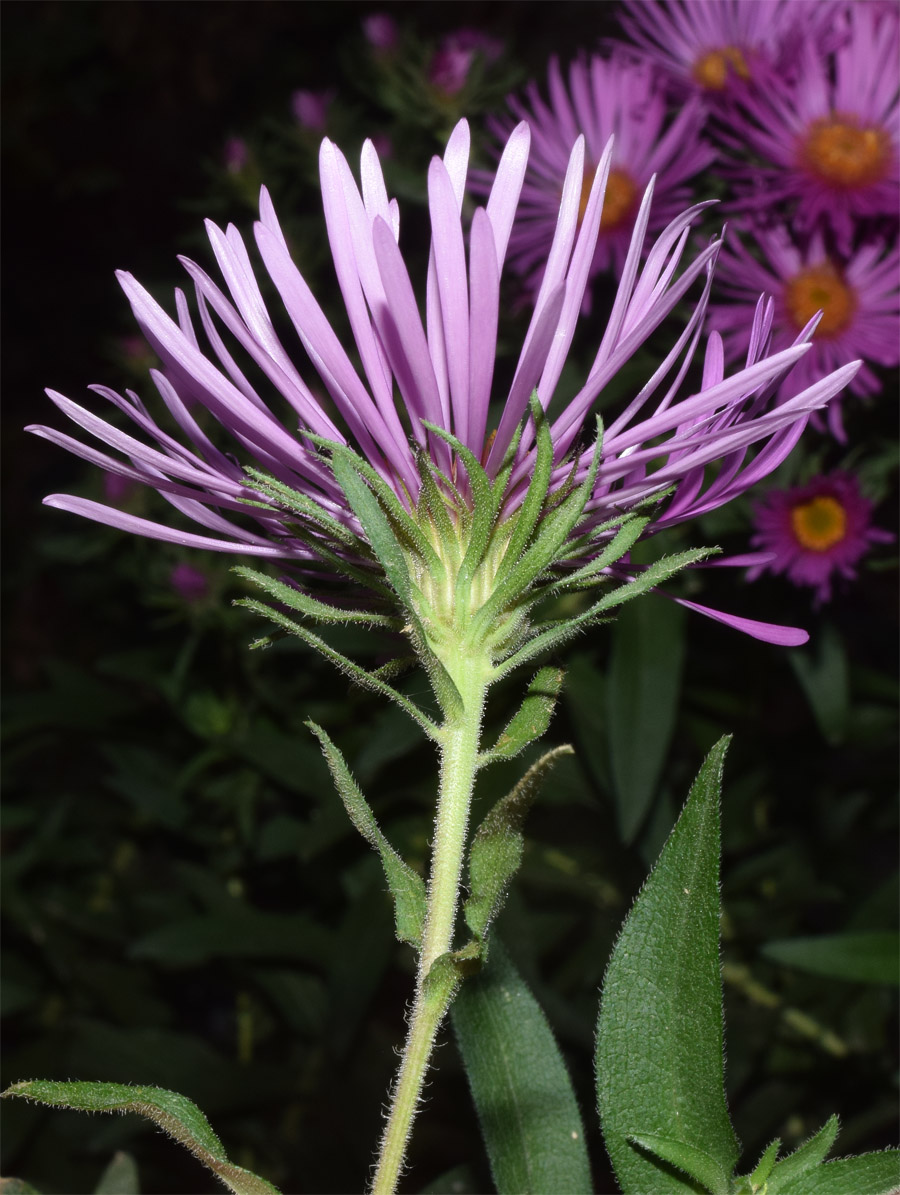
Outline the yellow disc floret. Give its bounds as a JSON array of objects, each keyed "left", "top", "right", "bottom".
[
  {"left": 578, "top": 165, "right": 639, "bottom": 233},
  {"left": 692, "top": 46, "right": 750, "bottom": 91},
  {"left": 783, "top": 264, "right": 857, "bottom": 338},
  {"left": 799, "top": 114, "right": 891, "bottom": 188},
  {"left": 790, "top": 495, "right": 847, "bottom": 551}
]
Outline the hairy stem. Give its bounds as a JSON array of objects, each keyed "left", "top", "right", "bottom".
[{"left": 370, "top": 647, "right": 492, "bottom": 1195}]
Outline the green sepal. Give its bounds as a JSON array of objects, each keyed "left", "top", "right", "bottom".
[
  {"left": 596, "top": 736, "right": 740, "bottom": 1195},
  {"left": 589, "top": 546, "right": 718, "bottom": 616},
  {"left": 415, "top": 447, "right": 462, "bottom": 572},
  {"left": 480, "top": 666, "right": 565, "bottom": 764},
  {"left": 1, "top": 1080, "right": 280, "bottom": 1195},
  {"left": 744, "top": 1138, "right": 781, "bottom": 1191},
  {"left": 491, "top": 419, "right": 525, "bottom": 513},
  {"left": 548, "top": 514, "right": 650, "bottom": 594},
  {"left": 0, "top": 1179, "right": 42, "bottom": 1193},
  {"left": 451, "top": 937, "right": 592, "bottom": 1195},
  {"left": 764, "top": 1115, "right": 838, "bottom": 1192},
  {"left": 420, "top": 421, "right": 499, "bottom": 599},
  {"left": 330, "top": 448, "right": 412, "bottom": 603},
  {"left": 771, "top": 1150, "right": 900, "bottom": 1195},
  {"left": 628, "top": 1133, "right": 731, "bottom": 1195},
  {"left": 475, "top": 415, "right": 603, "bottom": 636},
  {"left": 242, "top": 467, "right": 368, "bottom": 550},
  {"left": 464, "top": 745, "right": 573, "bottom": 946},
  {"left": 234, "top": 566, "right": 401, "bottom": 629},
  {"left": 493, "top": 603, "right": 611, "bottom": 681},
  {"left": 491, "top": 391, "right": 555, "bottom": 586},
  {"left": 306, "top": 720, "right": 426, "bottom": 950},
  {"left": 235, "top": 598, "right": 439, "bottom": 741}
]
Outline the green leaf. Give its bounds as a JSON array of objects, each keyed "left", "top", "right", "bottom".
[
  {"left": 746, "top": 1138, "right": 781, "bottom": 1190},
  {"left": 596, "top": 737, "right": 740, "bottom": 1194},
  {"left": 94, "top": 1150, "right": 140, "bottom": 1195},
  {"left": 464, "top": 746, "right": 574, "bottom": 944},
  {"left": 452, "top": 938, "right": 592, "bottom": 1195},
  {"left": 787, "top": 622, "right": 849, "bottom": 745},
  {"left": 481, "top": 667, "right": 565, "bottom": 763},
  {"left": 766, "top": 1115, "right": 838, "bottom": 1191},
  {"left": 628, "top": 1133, "right": 731, "bottom": 1195},
  {"left": 0, "top": 1179, "right": 42, "bottom": 1194},
  {"left": 607, "top": 597, "right": 686, "bottom": 842},
  {"left": 306, "top": 720, "right": 426, "bottom": 950},
  {"left": 1, "top": 1080, "right": 280, "bottom": 1195},
  {"left": 762, "top": 932, "right": 900, "bottom": 985},
  {"left": 772, "top": 1150, "right": 900, "bottom": 1195}
]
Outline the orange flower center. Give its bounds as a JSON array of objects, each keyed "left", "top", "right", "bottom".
[
  {"left": 783, "top": 264, "right": 857, "bottom": 338},
  {"left": 579, "top": 166, "right": 638, "bottom": 231},
  {"left": 791, "top": 495, "right": 847, "bottom": 551},
  {"left": 691, "top": 46, "right": 749, "bottom": 90},
  {"left": 799, "top": 114, "right": 891, "bottom": 188}
]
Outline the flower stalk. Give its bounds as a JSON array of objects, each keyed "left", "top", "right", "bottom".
[{"left": 372, "top": 644, "right": 493, "bottom": 1195}]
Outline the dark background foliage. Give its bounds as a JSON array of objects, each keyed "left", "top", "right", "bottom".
[{"left": 3, "top": 3, "right": 897, "bottom": 1194}]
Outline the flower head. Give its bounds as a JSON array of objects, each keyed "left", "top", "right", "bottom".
[
  {"left": 618, "top": 0, "right": 841, "bottom": 97},
  {"left": 480, "top": 53, "right": 714, "bottom": 286},
  {"left": 721, "top": 3, "right": 899, "bottom": 248},
  {"left": 708, "top": 226, "right": 899, "bottom": 440},
  {"left": 291, "top": 89, "right": 334, "bottom": 133},
  {"left": 748, "top": 471, "right": 891, "bottom": 602},
  {"left": 29, "top": 120, "right": 859, "bottom": 646},
  {"left": 223, "top": 136, "right": 250, "bottom": 175},
  {"left": 171, "top": 562, "right": 210, "bottom": 603},
  {"left": 428, "top": 29, "right": 503, "bottom": 97},
  {"left": 362, "top": 12, "right": 399, "bottom": 55}
]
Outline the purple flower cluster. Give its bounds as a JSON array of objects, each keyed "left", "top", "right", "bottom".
[{"left": 485, "top": 1, "right": 898, "bottom": 443}]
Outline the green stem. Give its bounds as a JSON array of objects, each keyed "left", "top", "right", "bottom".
[{"left": 370, "top": 646, "right": 492, "bottom": 1195}]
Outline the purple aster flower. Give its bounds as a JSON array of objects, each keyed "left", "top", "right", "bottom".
[
  {"left": 747, "top": 471, "right": 892, "bottom": 603},
  {"left": 720, "top": 2, "right": 899, "bottom": 249},
  {"left": 290, "top": 89, "right": 334, "bottom": 133},
  {"left": 28, "top": 120, "right": 860, "bottom": 644},
  {"left": 618, "top": 0, "right": 841, "bottom": 97},
  {"left": 170, "top": 562, "right": 210, "bottom": 604},
  {"left": 707, "top": 226, "right": 900, "bottom": 440},
  {"left": 223, "top": 136, "right": 249, "bottom": 175},
  {"left": 428, "top": 28, "right": 503, "bottom": 97},
  {"left": 362, "top": 12, "right": 399, "bottom": 55},
  {"left": 480, "top": 52, "right": 714, "bottom": 288}
]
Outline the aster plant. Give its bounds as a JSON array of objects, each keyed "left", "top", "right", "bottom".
[{"left": 7, "top": 114, "right": 898, "bottom": 1195}]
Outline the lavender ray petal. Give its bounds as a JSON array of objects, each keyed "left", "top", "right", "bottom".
[{"left": 43, "top": 495, "right": 297, "bottom": 557}]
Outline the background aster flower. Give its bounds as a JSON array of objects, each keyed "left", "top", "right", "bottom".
[
  {"left": 720, "top": 2, "right": 900, "bottom": 249},
  {"left": 707, "top": 226, "right": 900, "bottom": 440},
  {"left": 747, "top": 470, "right": 892, "bottom": 603},
  {"left": 28, "top": 119, "right": 859, "bottom": 643},
  {"left": 618, "top": 0, "right": 841, "bottom": 98},
  {"left": 478, "top": 52, "right": 714, "bottom": 287}
]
